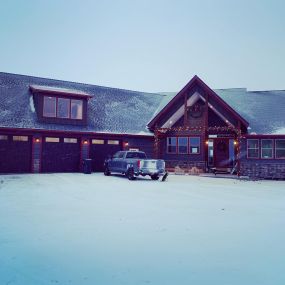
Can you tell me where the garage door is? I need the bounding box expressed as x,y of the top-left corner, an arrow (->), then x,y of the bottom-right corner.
90,139 -> 122,172
0,135 -> 32,173
42,137 -> 80,173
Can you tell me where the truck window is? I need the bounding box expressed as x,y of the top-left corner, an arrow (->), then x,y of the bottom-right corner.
118,152 -> 125,159
126,152 -> 146,159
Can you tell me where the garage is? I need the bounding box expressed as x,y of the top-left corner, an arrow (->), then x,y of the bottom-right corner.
0,135 -> 32,173
42,137 -> 81,173
90,139 -> 122,172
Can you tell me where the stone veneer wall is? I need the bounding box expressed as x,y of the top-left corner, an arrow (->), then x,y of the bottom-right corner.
240,161 -> 285,179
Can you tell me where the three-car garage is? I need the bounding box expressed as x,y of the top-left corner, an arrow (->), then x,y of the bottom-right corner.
0,133 -> 123,173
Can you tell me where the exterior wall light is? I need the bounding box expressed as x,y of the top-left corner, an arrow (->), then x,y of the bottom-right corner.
83,139 -> 89,145
124,142 -> 129,147
35,138 -> 40,143
205,140 -> 209,145
234,141 -> 238,145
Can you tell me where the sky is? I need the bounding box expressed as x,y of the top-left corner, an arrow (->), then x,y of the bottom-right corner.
0,0 -> 284,92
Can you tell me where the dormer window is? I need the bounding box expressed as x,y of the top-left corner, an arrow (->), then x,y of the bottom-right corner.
43,96 -> 83,120
30,85 -> 92,125
43,97 -> 56,117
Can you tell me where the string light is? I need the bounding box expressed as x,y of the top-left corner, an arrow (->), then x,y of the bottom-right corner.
154,125 -> 243,176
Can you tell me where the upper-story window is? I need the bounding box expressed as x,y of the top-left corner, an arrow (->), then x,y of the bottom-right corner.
43,96 -> 83,120
43,97 -> 56,117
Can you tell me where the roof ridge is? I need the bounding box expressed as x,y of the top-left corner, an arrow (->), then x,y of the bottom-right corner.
0,71 -> 163,97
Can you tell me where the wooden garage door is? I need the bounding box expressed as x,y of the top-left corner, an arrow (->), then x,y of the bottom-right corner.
42,137 -> 80,173
0,135 -> 32,173
90,139 -> 122,172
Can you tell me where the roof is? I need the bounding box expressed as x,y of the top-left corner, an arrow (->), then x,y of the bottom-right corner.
157,88 -> 285,135
0,72 -> 163,136
30,84 -> 92,98
0,72 -> 284,135
147,75 -> 249,130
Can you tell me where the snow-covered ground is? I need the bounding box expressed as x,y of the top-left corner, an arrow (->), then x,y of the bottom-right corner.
0,174 -> 285,285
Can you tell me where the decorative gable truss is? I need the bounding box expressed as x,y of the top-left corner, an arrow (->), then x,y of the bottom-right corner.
147,75 -> 249,133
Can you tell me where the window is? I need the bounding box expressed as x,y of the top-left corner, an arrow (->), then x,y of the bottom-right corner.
64,138 -> 77,143
189,137 -> 200,154
261,139 -> 273,159
92,139 -> 104,144
13,136 -> 28,142
178,137 -> 188,154
57,98 -> 70,118
45,137 -> 60,143
113,151 -> 122,158
108,140 -> 119,145
43,97 -> 56,117
276,139 -> 285,159
43,96 -> 83,120
167,137 -> 177,153
247,139 -> 259,158
126,152 -> 147,159
71,99 -> 83,119
0,135 -> 8,141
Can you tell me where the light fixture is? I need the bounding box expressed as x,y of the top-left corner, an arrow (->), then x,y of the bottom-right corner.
234,141 -> 238,145
83,139 -> 88,145
205,140 -> 209,145
35,138 -> 40,143
124,142 -> 129,147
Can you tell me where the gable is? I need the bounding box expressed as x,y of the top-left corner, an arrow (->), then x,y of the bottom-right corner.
147,75 -> 249,132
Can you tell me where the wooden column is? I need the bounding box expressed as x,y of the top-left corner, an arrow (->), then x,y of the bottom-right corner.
80,138 -> 90,171
204,93 -> 209,170
183,92 -> 188,126
32,135 -> 42,173
237,121 -> 241,177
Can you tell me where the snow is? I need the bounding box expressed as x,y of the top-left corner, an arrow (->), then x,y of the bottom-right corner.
29,96 -> 35,113
273,127 -> 285,135
0,174 -> 285,285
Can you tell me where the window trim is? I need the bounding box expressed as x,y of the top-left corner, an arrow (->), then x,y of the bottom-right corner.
166,137 -> 177,154
43,95 -> 83,121
0,135 -> 8,141
45,137 -> 60,143
92,139 -> 104,145
189,136 -> 201,155
43,96 -> 56,118
247,139 -> 259,159
275,139 -> 285,160
13,136 -> 29,142
261,139 -> 273,159
178,137 -> 188,154
63,138 -> 78,144
108,140 -> 120,145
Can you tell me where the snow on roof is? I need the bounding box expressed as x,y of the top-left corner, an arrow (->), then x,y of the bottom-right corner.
157,89 -> 285,135
0,72 -> 162,135
0,72 -> 285,135
30,84 -> 92,97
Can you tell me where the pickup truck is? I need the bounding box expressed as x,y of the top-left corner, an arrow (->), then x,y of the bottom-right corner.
104,151 -> 168,181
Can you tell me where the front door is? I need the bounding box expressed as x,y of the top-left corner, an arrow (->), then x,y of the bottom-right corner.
214,138 -> 230,168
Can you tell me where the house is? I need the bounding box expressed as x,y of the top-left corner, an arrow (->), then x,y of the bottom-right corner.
0,72 -> 285,179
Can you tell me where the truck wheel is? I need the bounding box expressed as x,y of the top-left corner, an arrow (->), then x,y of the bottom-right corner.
104,167 -> 111,176
127,168 -> 136,180
151,175 -> 159,180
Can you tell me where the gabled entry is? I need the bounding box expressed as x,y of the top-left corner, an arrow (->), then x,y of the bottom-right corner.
148,75 -> 249,173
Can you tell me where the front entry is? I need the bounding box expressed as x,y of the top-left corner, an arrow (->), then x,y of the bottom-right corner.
214,138 -> 230,168
208,138 -> 235,169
